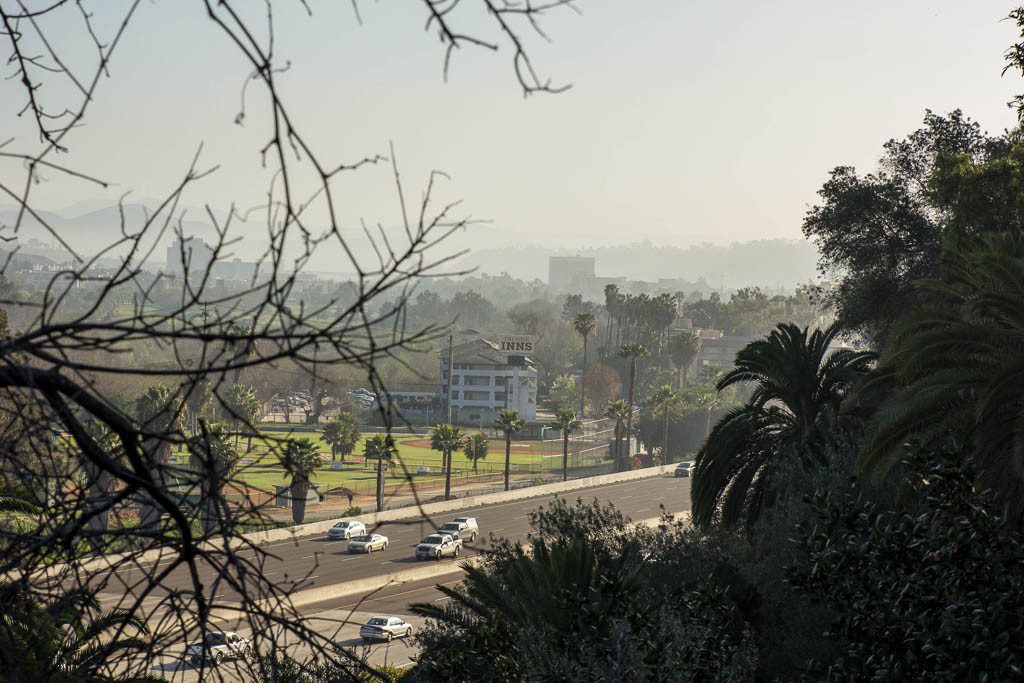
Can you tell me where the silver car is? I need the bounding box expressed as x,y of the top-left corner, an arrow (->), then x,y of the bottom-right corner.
416,533 -> 462,560
185,631 -> 252,667
360,615 -> 414,642
328,520 -> 366,540
348,533 -> 389,553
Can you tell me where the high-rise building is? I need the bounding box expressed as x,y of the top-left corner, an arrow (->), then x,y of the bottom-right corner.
548,256 -> 595,293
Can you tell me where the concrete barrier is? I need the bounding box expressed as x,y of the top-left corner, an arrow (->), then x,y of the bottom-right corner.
34,463 -> 679,579
280,511 -> 691,610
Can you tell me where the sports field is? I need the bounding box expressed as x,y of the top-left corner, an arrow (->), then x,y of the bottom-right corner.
175,427 -> 568,493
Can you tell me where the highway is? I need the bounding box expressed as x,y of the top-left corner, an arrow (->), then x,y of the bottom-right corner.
96,473 -> 691,608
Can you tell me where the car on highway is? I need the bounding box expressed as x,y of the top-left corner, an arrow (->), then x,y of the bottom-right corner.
348,533 -> 389,553
328,519 -> 366,540
439,519 -> 478,543
416,533 -> 462,560
674,461 -> 694,478
360,616 -> 414,642
185,631 -> 252,667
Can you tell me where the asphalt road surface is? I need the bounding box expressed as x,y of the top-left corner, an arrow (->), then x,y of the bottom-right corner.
96,473 -> 691,608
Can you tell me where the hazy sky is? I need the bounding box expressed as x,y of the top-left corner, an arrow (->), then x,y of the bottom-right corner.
2,1 -> 1022,253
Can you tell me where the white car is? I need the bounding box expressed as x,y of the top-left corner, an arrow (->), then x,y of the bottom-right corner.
328,520 -> 366,540
185,631 -> 252,667
438,519 -> 478,543
674,461 -> 694,478
416,533 -> 462,560
348,533 -> 389,553
360,616 -> 414,642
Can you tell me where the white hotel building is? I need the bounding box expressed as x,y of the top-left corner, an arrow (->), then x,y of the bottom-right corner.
438,332 -> 538,425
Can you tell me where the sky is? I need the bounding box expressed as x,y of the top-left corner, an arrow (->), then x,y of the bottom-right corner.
2,1 -> 1022,259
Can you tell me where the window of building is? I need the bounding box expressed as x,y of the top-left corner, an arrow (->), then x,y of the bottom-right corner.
464,391 -> 490,401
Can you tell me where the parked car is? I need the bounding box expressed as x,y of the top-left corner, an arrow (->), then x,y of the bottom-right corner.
439,519 -> 478,543
328,520 -> 366,540
185,631 -> 252,667
360,616 -> 414,642
348,533 -> 389,553
674,461 -> 694,478
416,533 -> 462,560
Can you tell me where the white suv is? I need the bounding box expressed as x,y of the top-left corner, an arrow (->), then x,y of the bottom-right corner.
328,520 -> 366,540
439,519 -> 479,543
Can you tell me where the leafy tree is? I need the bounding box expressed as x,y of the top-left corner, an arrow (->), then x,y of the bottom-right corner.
187,424 -> 237,536
572,312 -> 597,416
618,344 -> 647,470
0,587 -> 150,681
582,362 -> 620,411
134,384 -> 185,531
494,409 -> 525,492
321,412 -> 360,462
547,373 -> 581,413
551,409 -> 581,481
693,323 -> 874,528
363,433 -> 398,512
667,331 -> 701,389
603,399 -> 630,472
462,431 -> 489,474
280,438 -> 322,525
801,110 -> 999,346
861,228 -> 1024,523
791,445 -> 1024,680
430,424 -> 463,500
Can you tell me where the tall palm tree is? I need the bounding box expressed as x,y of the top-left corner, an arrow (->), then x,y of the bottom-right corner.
363,433 -> 398,512
552,409 -> 582,481
696,391 -> 722,440
0,587 -> 151,681
573,312 -> 597,417
463,432 -> 489,474
134,384 -> 185,531
618,343 -> 647,469
431,424 -> 464,500
494,409 -> 525,491
604,399 -> 631,472
188,423 -> 237,535
860,229 -> 1024,523
225,383 -> 259,449
667,331 -> 702,389
280,438 -> 322,525
692,322 -> 874,529
644,386 -> 680,466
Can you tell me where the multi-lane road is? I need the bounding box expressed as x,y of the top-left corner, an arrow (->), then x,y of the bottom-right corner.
98,474 -> 690,608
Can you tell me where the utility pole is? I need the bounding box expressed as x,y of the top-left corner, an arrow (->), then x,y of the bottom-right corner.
445,334 -> 454,425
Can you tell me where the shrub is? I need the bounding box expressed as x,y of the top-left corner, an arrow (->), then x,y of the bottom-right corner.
790,445 -> 1024,680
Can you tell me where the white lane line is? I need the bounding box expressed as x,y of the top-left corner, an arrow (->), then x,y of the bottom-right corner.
264,572 -> 278,576
433,596 -> 451,602
513,515 -> 528,519
636,508 -> 653,513
651,496 -> 665,500
491,528 -> 505,532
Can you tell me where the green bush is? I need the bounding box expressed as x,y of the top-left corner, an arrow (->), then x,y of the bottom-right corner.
790,445 -> 1024,680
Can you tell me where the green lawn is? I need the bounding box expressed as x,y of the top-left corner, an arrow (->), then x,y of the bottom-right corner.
173,427 -> 565,493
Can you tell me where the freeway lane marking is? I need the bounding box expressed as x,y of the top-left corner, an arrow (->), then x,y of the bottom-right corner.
636,508 -> 652,513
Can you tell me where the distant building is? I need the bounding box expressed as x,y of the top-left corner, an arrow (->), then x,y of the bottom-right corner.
438,332 -> 538,425
165,237 -> 214,277
548,256 -> 596,294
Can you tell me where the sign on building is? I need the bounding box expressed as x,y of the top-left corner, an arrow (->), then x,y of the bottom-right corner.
498,334 -> 534,354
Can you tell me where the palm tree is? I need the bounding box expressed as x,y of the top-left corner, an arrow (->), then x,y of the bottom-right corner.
696,391 -> 722,441
225,383 -> 259,449
692,322 -> 874,529
604,399 -> 631,472
322,412 -> 360,462
134,384 -> 185,531
667,331 -> 702,389
188,424 -> 237,535
618,343 -> 647,469
280,438 -> 322,525
573,312 -> 597,417
860,229 -> 1024,523
363,433 -> 398,512
644,386 -> 680,466
431,424 -> 464,500
494,409 -> 525,491
0,587 -> 151,681
551,409 -> 582,481
463,432 -> 489,474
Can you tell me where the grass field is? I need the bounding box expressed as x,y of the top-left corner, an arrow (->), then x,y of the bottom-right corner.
170,426 -> 567,493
